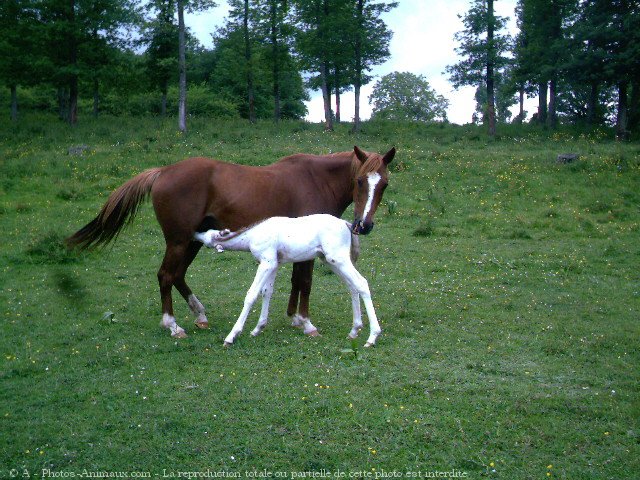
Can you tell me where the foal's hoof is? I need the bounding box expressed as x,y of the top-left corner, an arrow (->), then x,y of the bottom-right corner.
195,320 -> 209,330
223,341 -> 233,347
172,330 -> 188,339
307,329 -> 321,337
364,342 -> 375,348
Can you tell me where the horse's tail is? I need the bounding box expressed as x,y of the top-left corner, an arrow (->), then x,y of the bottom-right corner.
66,168 -> 163,250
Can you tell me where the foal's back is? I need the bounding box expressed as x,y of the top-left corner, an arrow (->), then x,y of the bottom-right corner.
251,214 -> 352,264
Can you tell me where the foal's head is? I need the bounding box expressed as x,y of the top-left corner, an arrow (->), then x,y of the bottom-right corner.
351,146 -> 396,235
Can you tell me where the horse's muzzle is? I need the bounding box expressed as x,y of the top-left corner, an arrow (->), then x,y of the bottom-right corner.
351,220 -> 374,235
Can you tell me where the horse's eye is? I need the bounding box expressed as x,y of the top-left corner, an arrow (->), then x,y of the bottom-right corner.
357,178 -> 364,187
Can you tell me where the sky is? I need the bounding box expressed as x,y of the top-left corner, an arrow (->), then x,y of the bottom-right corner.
185,0 -> 535,125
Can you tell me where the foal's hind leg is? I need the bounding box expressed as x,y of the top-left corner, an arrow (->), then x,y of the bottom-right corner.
158,242 -> 189,338
173,240 -> 209,329
225,261 -> 277,345
250,268 -> 278,337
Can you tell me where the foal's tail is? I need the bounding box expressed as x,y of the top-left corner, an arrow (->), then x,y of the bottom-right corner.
66,168 -> 163,250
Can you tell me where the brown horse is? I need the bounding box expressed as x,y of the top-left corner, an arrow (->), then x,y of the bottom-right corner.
67,146 -> 395,338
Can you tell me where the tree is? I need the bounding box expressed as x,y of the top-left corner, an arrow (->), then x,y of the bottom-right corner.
37,0 -> 139,124
225,0 -> 258,123
351,0 -> 396,131
253,0 -> 297,122
141,0 -> 179,116
143,0 -> 214,131
369,72 -> 449,122
295,0 -> 333,130
209,12 -> 308,120
0,0 -> 39,121
446,0 -> 511,135
178,0 -> 216,132
512,0 -> 574,128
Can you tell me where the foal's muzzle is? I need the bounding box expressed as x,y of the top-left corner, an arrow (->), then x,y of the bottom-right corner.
351,220 -> 374,235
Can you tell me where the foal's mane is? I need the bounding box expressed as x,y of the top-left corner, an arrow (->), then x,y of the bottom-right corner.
212,218 -> 268,242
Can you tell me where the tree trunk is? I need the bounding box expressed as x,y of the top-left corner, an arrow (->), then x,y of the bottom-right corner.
516,86 -> 524,124
69,75 -> 78,125
320,62 -> 333,131
177,0 -> 187,133
352,0 -> 363,133
587,82 -> 599,126
537,81 -> 548,125
58,87 -> 68,121
93,78 -> 99,117
486,0 -> 496,137
244,0 -> 256,123
547,76 -> 557,128
628,78 -> 639,134
161,82 -> 168,117
270,1 -> 281,122
68,0 -> 78,125
10,85 -> 18,121
334,68 -> 341,123
616,82 -> 629,141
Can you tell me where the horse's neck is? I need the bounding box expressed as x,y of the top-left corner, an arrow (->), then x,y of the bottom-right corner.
318,154 -> 357,213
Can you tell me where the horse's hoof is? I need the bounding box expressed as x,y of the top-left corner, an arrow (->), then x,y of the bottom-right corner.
223,341 -> 233,347
364,342 -> 374,348
195,321 -> 209,330
172,331 -> 188,339
307,329 -> 321,337
348,334 -> 358,340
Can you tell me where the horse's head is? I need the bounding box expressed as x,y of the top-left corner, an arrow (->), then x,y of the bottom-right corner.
351,146 -> 395,235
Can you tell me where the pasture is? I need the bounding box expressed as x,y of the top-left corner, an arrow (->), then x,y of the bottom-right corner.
1,116 -> 638,478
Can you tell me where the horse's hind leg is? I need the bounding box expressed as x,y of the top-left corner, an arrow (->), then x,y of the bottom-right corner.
158,243 -> 188,338
288,261 -> 319,336
173,240 -> 209,329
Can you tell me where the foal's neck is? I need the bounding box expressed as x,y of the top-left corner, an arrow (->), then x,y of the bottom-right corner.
216,230 -> 252,251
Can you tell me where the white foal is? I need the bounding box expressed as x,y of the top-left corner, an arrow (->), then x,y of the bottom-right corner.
194,214 -> 382,347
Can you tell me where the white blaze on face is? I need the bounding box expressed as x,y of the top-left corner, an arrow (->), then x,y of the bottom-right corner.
362,172 -> 382,221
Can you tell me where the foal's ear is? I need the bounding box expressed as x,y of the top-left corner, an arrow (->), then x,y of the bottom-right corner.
354,146 -> 368,163
383,147 -> 396,165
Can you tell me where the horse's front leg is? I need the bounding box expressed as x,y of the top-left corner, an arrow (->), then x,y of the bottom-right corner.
288,260 -> 319,336
224,261 -> 276,346
250,268 -> 278,337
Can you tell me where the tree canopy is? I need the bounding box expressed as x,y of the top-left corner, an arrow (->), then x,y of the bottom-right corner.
369,72 -> 449,122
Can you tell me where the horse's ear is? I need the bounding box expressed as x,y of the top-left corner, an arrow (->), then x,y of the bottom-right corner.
354,146 -> 368,163
383,147 -> 396,165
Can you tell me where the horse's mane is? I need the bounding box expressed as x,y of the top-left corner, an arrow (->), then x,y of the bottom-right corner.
351,150 -> 385,179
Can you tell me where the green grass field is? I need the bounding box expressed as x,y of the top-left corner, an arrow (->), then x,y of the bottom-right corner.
1,116 -> 638,478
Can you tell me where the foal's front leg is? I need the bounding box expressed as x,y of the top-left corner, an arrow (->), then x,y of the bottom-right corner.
332,260 -> 381,347
224,261 -> 277,346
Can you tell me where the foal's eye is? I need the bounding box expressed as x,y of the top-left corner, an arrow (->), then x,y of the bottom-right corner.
357,178 -> 364,187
